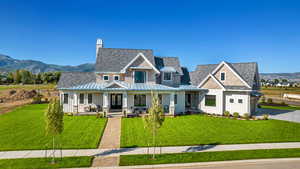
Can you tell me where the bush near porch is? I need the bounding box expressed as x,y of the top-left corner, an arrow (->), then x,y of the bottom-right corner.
121,115 -> 300,147
0,104 -> 107,151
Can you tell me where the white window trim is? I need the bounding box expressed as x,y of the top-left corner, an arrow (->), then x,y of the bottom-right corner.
121,53 -> 160,74
103,75 -> 109,81
113,75 -> 120,81
133,71 -> 147,83
220,72 -> 226,81
163,72 -> 172,81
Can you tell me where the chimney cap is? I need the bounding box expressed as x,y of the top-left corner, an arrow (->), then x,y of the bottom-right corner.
96,38 -> 103,45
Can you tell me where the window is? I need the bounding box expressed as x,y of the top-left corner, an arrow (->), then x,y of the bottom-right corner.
114,75 -> 120,81
205,95 -> 216,107
230,98 -> 234,103
238,99 -> 243,103
79,93 -> 84,104
174,94 -> 177,104
163,72 -> 172,81
103,75 -> 109,81
221,72 -> 226,81
158,94 -> 162,104
134,71 -> 146,83
88,93 -> 93,104
63,94 -> 68,104
134,95 -> 146,107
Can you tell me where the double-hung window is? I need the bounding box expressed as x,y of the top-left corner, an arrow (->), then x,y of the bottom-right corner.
134,71 -> 146,83
79,93 -> 84,104
63,94 -> 68,104
134,95 -> 146,107
88,93 -> 93,104
163,72 -> 172,81
205,95 -> 216,107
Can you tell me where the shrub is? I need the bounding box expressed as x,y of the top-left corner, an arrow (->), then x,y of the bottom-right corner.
257,104 -> 261,108
32,95 -> 42,104
263,114 -> 269,120
267,98 -> 273,104
233,112 -> 239,119
261,96 -> 266,103
224,111 -> 230,117
243,113 -> 250,120
280,101 -> 287,106
96,112 -> 104,118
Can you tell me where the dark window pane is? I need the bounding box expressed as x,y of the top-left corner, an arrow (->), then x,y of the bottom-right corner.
134,71 -> 145,83
88,94 -> 93,104
63,94 -> 68,104
238,99 -> 243,103
205,95 -> 216,107
79,93 -> 84,104
230,98 -> 234,103
174,94 -> 177,104
164,72 -> 171,80
114,76 -> 119,80
134,95 -> 146,106
221,73 -> 225,81
103,75 -> 109,81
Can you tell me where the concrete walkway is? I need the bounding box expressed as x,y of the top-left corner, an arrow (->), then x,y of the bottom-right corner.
257,108 -> 300,123
93,117 -> 122,167
1,142 -> 300,159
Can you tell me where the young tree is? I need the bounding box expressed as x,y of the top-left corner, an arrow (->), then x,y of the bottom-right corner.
45,98 -> 64,164
142,93 -> 165,159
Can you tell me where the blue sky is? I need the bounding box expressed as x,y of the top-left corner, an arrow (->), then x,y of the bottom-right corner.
0,0 -> 300,73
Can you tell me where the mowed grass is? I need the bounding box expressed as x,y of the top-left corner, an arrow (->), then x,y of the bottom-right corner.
0,104 -> 107,151
121,115 -> 300,147
0,156 -> 92,169
261,105 -> 300,110
120,148 -> 300,166
0,84 -> 56,91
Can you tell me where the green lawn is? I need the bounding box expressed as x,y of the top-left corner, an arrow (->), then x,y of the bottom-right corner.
0,104 -> 107,151
261,105 -> 300,110
121,115 -> 300,147
0,156 -> 92,169
0,84 -> 55,91
120,148 -> 300,166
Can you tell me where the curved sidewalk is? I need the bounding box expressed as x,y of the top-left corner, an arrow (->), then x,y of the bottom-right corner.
1,142 -> 300,159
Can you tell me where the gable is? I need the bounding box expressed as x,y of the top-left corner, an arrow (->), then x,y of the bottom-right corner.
201,76 -> 223,89
213,64 -> 246,87
129,55 -> 152,68
106,84 -> 124,88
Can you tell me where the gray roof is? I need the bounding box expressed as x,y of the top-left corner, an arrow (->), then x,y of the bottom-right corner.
190,62 -> 259,90
95,48 -> 154,72
57,72 -> 96,88
154,56 -> 183,74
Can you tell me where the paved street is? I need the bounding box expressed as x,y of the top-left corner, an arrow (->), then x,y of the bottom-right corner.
63,158 -> 300,169
1,142 -> 300,159
257,108 -> 300,123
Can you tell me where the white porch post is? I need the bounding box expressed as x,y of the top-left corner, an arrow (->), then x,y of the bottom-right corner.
122,92 -> 128,114
169,92 -> 175,115
73,93 -> 78,113
103,92 -> 109,116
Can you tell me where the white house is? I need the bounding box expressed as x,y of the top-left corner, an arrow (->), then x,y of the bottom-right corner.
57,39 -> 261,117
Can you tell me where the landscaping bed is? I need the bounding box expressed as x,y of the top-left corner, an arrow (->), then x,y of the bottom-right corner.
0,156 -> 92,169
121,115 -> 300,147
0,104 -> 107,151
120,148 -> 300,166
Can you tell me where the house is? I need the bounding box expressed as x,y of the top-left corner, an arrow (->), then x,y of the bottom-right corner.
57,39 -> 261,117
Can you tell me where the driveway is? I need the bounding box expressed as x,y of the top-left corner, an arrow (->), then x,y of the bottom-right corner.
257,108 -> 300,123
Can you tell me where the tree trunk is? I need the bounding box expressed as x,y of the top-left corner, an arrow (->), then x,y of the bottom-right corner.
152,126 -> 155,159
51,136 -> 55,164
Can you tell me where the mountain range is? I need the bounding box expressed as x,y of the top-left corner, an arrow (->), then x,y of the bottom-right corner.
0,54 -> 299,82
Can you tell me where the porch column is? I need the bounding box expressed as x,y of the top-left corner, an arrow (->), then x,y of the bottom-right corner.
169,92 -> 175,115
122,92 -> 128,114
103,92 -> 109,115
73,93 -> 78,113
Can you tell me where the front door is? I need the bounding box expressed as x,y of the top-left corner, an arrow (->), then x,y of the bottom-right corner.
110,94 -> 122,109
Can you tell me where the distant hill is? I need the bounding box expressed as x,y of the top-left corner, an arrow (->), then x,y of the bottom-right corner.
260,72 -> 300,82
0,54 -> 95,73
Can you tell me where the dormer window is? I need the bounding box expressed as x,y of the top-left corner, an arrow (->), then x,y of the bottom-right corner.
114,75 -> 120,81
221,72 -> 226,81
163,72 -> 172,81
103,75 -> 109,81
134,71 -> 146,83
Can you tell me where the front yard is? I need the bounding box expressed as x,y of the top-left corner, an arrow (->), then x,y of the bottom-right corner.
0,104 -> 107,151
121,115 -> 300,147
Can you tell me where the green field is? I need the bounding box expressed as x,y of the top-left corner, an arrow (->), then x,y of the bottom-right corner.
0,157 -> 92,169
0,84 -> 56,91
0,104 -> 107,151
120,148 -> 300,166
121,115 -> 300,147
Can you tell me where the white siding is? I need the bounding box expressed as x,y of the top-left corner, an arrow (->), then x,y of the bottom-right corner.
224,91 -> 250,116
175,92 -> 185,113
200,89 -> 224,115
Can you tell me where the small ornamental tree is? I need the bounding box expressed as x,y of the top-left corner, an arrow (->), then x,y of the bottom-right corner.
45,98 -> 64,164
143,93 -> 165,159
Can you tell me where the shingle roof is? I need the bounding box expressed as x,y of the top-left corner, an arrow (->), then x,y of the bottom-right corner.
154,56 -> 183,75
190,62 -> 259,90
57,72 -> 96,88
95,48 -> 154,72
